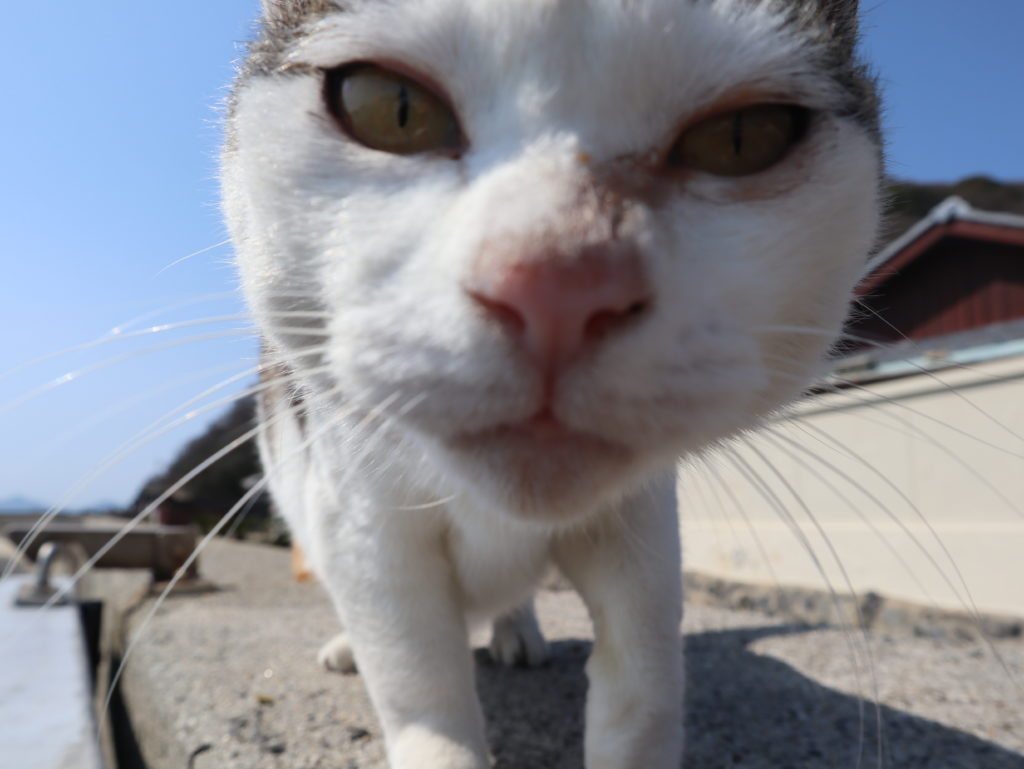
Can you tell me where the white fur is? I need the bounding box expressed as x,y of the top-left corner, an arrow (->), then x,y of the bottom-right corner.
225,0 -> 881,766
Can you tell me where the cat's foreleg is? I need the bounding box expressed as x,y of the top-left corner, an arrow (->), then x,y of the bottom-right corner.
488,597 -> 550,668
318,597 -> 552,674
553,473 -> 684,769
317,631 -> 356,673
321,512 -> 490,769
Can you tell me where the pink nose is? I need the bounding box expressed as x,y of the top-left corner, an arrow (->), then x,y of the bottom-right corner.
466,250 -> 651,372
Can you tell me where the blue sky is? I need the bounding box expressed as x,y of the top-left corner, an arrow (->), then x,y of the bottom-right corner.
1,0 -> 1023,509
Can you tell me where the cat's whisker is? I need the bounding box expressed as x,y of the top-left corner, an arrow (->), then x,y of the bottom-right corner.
759,349 -> 1024,464
688,446 -> 889,767
26,360 -> 252,473
755,324 -> 848,339
761,322 -> 1023,399
755,324 -> 879,345
778,382 -> 1019,532
760,370 -> 823,391
394,494 -> 459,512
1,356 -> 337,582
0,363 -> 258,581
718,442 -> 864,635
679,455 -> 732,554
223,484 -> 270,540
0,329 -> 258,417
741,439 -> 880,649
257,324 -> 333,337
342,395 -> 426,489
109,292 -> 243,335
608,483 -> 675,573
1,315 -> 257,385
99,404 -> 362,730
0,323 -> 338,420
756,426 -> 941,604
716,442 -> 878,765
756,325 -> 901,359
330,396 -> 432,513
35,374 -> 345,607
686,452 -> 752,563
112,386 -> 408,641
767,419 -> 1023,693
152,238 -> 232,277
891,358 -> 1024,450
689,450 -> 783,587
0,310 -> 331,385
803,378 -> 1024,505
774,381 -> 1024,656
773,315 -> 1024,449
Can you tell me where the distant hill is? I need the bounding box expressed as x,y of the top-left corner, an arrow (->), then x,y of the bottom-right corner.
884,176 -> 1024,243
0,495 -> 48,514
134,397 -> 269,535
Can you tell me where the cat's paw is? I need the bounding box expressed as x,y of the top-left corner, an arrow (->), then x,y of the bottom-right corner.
317,632 -> 357,674
488,608 -> 550,668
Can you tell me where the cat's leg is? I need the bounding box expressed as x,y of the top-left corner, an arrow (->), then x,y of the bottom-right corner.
321,513 -> 489,769
552,473 -> 684,769
317,631 -> 356,673
320,589 -> 549,677
488,597 -> 550,668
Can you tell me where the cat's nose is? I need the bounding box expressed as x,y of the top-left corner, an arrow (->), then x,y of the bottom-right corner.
465,251 -> 651,372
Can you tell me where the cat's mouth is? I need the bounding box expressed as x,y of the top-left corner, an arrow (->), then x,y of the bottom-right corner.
455,406 -> 607,449
513,406 -> 573,438
444,406 -> 638,520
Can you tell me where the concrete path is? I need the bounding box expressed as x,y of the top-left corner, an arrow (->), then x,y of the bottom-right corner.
120,539 -> 1024,769
1,577 -> 103,769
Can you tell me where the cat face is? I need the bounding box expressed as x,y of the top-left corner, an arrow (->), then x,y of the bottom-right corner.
224,0 -> 882,521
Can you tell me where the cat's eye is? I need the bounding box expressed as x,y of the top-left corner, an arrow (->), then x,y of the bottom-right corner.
669,105 -> 810,177
325,65 -> 461,156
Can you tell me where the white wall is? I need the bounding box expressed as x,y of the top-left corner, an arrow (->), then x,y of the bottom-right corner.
678,353 -> 1024,617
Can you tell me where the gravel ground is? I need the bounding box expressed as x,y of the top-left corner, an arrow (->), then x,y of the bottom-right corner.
120,539 -> 1024,769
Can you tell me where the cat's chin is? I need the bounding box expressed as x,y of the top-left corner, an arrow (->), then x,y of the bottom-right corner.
443,419 -> 646,523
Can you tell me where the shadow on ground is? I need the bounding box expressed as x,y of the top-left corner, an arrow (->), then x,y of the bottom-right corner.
474,625 -> 1024,769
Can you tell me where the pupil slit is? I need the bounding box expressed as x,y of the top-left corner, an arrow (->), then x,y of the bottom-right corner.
731,111 -> 744,155
396,85 -> 410,128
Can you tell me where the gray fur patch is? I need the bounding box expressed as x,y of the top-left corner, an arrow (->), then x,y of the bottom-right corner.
241,0 -> 346,82
775,0 -> 881,139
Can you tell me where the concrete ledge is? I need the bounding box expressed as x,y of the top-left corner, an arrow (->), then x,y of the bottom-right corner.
3,523 -> 200,581
117,539 -> 1024,768
1,577 -> 103,769
682,572 -> 1024,642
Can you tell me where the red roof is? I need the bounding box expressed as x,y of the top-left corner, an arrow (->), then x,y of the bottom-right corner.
859,197 -> 1024,297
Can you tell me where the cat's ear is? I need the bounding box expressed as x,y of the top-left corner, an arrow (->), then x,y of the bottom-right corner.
806,0 -> 861,58
818,0 -> 860,41
259,0 -> 337,23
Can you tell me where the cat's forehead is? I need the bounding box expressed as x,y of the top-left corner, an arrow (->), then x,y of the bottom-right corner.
262,0 -> 843,70
257,0 -> 857,33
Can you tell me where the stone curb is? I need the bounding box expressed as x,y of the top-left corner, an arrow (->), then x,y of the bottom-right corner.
681,571 -> 1024,642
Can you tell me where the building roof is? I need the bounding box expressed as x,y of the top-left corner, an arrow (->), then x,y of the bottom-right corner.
831,197 -> 1024,385
860,196 -> 1024,297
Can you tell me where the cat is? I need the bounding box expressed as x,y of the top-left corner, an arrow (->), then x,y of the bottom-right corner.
222,0 -> 882,767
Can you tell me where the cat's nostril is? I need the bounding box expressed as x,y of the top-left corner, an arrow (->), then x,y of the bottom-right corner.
583,299 -> 651,343
466,291 -> 527,337
465,253 -> 651,370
